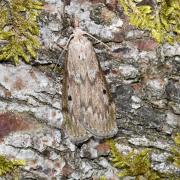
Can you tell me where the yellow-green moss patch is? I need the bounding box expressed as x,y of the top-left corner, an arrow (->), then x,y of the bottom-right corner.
0,155 -> 25,178
119,0 -> 180,44
169,133 -> 180,168
99,176 -> 107,180
0,0 -> 43,64
108,140 -> 160,179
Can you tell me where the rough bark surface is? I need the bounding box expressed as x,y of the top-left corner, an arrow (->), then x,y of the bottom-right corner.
0,0 -> 179,179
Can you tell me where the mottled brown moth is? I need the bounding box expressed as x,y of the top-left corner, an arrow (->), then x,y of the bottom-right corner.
62,28 -> 118,143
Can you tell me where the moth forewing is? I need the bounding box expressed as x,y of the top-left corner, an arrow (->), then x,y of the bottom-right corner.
62,51 -> 91,143
62,29 -> 118,143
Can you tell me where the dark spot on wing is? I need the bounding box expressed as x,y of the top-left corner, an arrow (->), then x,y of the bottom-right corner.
68,95 -> 72,101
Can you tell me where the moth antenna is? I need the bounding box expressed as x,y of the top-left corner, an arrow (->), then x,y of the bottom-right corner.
53,34 -> 74,71
84,32 -> 111,50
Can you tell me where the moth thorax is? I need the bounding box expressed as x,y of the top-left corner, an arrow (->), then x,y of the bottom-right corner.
73,28 -> 86,38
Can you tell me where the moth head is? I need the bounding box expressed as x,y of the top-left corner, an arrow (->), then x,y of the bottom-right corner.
73,28 -> 86,38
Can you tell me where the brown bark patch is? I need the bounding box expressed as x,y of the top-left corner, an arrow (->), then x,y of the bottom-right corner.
0,112 -> 34,140
105,0 -> 118,11
89,0 -> 105,3
131,83 -> 143,92
4,90 -> 12,98
62,164 -> 73,177
96,142 -> 110,155
135,39 -> 158,51
112,31 -> 125,42
13,77 -> 26,90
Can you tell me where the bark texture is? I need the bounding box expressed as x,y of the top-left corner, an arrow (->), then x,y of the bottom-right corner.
0,0 -> 179,179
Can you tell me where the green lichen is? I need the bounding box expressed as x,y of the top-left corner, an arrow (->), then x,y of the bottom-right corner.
169,133 -> 180,168
0,0 -> 43,64
119,0 -> 180,44
108,140 -> 160,179
0,155 -> 25,178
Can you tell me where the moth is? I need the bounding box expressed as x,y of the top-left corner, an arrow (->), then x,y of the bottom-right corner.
62,28 -> 118,143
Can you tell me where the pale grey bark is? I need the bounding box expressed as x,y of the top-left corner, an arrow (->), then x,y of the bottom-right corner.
0,0 -> 179,179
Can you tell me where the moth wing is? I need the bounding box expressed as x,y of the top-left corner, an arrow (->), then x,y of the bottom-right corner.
70,35 -> 118,138
62,57 -> 91,144
64,33 -> 117,143
80,46 -> 118,138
